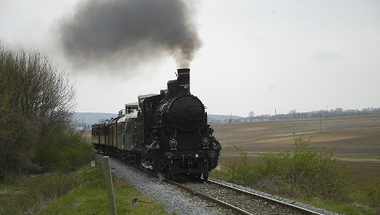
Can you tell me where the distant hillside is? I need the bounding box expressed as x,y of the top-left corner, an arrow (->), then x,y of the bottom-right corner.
74,112 -> 118,126
73,112 -> 241,126
74,107 -> 380,127
208,114 -> 243,122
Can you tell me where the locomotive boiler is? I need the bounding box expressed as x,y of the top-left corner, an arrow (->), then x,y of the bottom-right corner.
92,68 -> 221,180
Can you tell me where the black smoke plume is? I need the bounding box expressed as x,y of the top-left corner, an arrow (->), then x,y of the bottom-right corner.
58,0 -> 202,74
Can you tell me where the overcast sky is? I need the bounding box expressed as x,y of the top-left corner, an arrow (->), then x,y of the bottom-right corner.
1,0 -> 379,116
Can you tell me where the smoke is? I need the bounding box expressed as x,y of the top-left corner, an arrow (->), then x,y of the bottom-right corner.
58,0 -> 202,74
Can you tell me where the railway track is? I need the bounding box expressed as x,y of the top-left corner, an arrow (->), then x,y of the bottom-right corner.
136,165 -> 328,215
104,154 -> 336,214
178,178 -> 325,215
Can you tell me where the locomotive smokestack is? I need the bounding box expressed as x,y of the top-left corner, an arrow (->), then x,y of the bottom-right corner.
167,68 -> 190,98
177,68 -> 190,95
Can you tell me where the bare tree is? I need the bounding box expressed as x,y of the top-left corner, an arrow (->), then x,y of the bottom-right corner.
0,42 -> 76,179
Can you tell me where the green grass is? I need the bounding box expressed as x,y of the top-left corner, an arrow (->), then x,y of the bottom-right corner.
0,171 -> 82,214
210,133 -> 380,215
37,165 -> 168,215
210,167 -> 380,215
0,164 -> 169,215
289,197 -> 375,215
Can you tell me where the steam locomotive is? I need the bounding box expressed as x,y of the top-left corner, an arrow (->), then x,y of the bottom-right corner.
91,68 -> 221,180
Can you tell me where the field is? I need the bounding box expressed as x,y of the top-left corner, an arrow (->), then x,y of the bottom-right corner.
211,115 -> 380,184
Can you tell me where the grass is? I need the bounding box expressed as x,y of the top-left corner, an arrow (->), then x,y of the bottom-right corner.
38,164 -> 169,215
0,164 -> 169,215
2,115 -> 379,214
0,171 -> 82,214
210,116 -> 380,214
209,133 -> 380,215
210,166 -> 380,215
289,197 -> 375,215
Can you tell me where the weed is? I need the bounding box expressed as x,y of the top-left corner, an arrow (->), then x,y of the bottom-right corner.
1,164 -> 169,215
210,133 -> 380,214
227,145 -> 254,186
361,172 -> 380,213
253,133 -> 350,200
37,165 -> 168,215
0,170 -> 82,214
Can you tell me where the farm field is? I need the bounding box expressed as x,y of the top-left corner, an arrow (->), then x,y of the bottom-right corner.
211,115 -> 380,184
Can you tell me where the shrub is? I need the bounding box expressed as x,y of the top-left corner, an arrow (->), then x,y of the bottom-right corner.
253,133 -> 350,200
0,41 -> 76,179
34,130 -> 94,172
362,172 -> 380,211
227,145 -> 254,186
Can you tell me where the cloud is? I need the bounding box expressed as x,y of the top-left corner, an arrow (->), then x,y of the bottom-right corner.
307,49 -> 341,61
267,84 -> 276,91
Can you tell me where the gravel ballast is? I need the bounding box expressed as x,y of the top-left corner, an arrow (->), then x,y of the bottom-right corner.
95,154 -> 223,215
95,154 -> 340,215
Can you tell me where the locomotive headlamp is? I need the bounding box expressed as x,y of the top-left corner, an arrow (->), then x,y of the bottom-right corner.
169,139 -> 177,148
183,84 -> 189,89
202,138 -> 210,146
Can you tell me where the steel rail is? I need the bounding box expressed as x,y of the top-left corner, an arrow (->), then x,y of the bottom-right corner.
129,164 -> 254,214
169,179 -> 254,215
208,178 -> 325,215
120,156 -> 326,215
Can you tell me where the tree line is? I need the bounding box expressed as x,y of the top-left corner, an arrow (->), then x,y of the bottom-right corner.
0,42 -> 93,181
286,107 -> 380,119
263,107 -> 380,121
210,107 -> 380,123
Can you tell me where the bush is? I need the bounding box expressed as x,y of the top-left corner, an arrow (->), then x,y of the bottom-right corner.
0,165 -> 97,215
34,130 -> 94,172
361,172 -> 380,211
0,41 -> 81,179
227,145 -> 254,186
253,133 -> 350,200
210,134 -> 379,213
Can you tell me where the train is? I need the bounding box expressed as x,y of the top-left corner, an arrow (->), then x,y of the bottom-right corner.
91,68 -> 221,180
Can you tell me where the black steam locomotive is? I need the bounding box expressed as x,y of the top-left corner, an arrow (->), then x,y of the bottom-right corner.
92,68 -> 221,180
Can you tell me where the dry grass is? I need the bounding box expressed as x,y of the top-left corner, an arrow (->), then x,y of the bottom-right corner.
81,131 -> 92,142
211,115 -> 380,184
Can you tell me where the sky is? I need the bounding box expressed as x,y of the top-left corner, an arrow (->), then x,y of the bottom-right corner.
1,0 -> 379,117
